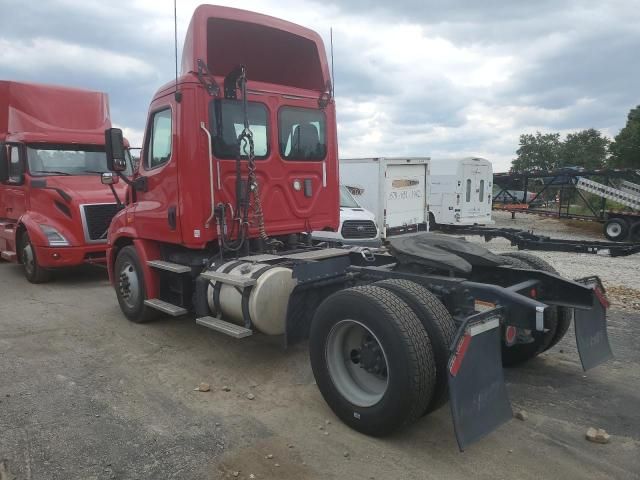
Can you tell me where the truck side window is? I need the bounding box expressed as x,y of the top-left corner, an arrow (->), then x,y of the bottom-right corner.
147,108 -> 172,168
210,99 -> 269,159
8,146 -> 23,184
466,179 -> 471,202
479,179 -> 485,202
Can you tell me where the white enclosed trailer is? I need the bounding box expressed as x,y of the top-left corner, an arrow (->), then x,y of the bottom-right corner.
340,157 -> 430,237
429,157 -> 494,227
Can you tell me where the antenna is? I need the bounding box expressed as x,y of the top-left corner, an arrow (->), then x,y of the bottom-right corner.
173,0 -> 182,102
330,27 -> 335,98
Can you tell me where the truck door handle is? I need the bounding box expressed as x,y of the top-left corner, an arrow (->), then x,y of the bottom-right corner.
168,206 -> 177,230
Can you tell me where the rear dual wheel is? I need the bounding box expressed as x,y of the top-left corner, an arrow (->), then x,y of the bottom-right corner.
499,252 -> 572,366
310,282 -> 454,436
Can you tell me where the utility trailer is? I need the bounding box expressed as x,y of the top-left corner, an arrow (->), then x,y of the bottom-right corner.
340,157 -> 430,237
493,167 -> 640,242
100,5 -> 614,450
429,157 -> 494,227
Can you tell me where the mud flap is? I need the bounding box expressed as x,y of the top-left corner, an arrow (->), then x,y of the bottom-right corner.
447,310 -> 512,451
574,300 -> 613,371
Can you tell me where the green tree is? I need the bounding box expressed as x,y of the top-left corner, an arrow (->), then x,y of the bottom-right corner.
560,128 -> 610,170
609,106 -> 640,169
511,132 -> 562,172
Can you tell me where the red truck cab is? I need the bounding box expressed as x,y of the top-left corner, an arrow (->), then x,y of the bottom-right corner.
105,5 -> 339,305
0,81 -> 130,282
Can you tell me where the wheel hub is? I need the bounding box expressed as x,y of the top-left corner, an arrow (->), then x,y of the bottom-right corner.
356,337 -> 388,377
118,263 -> 139,307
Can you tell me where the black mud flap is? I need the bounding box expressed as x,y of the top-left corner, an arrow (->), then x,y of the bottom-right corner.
575,300 -> 613,371
574,277 -> 614,371
448,310 -> 512,451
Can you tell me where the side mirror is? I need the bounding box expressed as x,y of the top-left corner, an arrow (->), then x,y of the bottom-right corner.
0,145 -> 8,182
101,172 -> 120,185
105,128 -> 127,172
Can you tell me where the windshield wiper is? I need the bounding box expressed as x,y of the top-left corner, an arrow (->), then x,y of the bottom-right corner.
81,170 -> 107,175
31,170 -> 72,176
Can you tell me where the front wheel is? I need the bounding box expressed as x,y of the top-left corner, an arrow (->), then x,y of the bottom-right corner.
309,285 -> 436,437
114,245 -> 156,323
20,233 -> 52,283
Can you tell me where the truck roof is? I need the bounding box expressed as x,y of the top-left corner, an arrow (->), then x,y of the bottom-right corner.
0,80 -> 111,143
179,5 -> 331,93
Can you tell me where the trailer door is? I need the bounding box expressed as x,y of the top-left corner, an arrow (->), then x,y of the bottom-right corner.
384,163 -> 427,232
461,162 -> 487,217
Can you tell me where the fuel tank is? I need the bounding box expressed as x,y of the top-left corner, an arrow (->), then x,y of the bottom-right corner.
206,261 -> 297,335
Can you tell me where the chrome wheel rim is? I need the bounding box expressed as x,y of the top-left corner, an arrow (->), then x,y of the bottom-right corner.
22,242 -> 35,276
118,262 -> 140,309
325,319 -> 389,407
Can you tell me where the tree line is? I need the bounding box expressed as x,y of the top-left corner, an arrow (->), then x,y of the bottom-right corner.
511,106 -> 640,172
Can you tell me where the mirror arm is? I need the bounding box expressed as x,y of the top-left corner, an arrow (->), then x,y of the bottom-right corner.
109,183 -> 124,209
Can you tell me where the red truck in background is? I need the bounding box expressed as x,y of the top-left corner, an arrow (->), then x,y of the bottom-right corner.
0,81 -> 130,282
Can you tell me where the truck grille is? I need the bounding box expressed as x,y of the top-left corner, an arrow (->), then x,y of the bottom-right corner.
81,203 -> 119,243
341,220 -> 377,239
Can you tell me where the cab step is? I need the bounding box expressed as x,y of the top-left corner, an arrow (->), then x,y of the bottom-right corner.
144,298 -> 188,316
147,260 -> 191,274
199,271 -> 257,288
196,316 -> 253,338
1,251 -> 17,261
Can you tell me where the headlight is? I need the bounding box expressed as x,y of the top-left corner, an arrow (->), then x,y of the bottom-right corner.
38,224 -> 70,246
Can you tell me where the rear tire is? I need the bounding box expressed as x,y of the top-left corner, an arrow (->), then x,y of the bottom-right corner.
114,246 -> 157,323
373,279 -> 456,413
309,285 -> 436,436
501,251 -> 572,352
629,221 -> 640,243
603,218 -> 629,241
499,253 -> 557,366
20,232 -> 52,284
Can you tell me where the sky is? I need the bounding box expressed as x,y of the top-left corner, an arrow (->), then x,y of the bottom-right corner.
1,0 -> 638,171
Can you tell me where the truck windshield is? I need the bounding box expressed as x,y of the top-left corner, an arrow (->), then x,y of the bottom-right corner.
279,107 -> 326,161
340,185 -> 360,208
210,99 -> 269,159
27,144 -> 133,176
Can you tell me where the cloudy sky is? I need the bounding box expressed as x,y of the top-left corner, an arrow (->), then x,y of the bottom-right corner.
1,0 -> 638,170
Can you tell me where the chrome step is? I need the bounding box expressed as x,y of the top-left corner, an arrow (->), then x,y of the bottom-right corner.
200,271 -> 257,288
144,298 -> 188,316
147,260 -> 191,273
0,251 -> 17,261
196,316 -> 252,338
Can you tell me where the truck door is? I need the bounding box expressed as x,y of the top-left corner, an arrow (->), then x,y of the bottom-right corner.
2,145 -> 27,222
384,163 -> 427,232
135,105 -> 182,244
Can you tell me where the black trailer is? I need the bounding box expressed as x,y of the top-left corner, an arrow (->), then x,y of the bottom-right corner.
493,167 -> 640,241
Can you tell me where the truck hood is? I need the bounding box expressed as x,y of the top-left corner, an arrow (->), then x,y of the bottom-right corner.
31,175 -> 126,203
340,207 -> 377,223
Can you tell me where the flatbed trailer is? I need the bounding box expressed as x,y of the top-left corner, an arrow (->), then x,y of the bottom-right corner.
439,225 -> 640,257
99,4 -> 614,451
493,168 -> 640,241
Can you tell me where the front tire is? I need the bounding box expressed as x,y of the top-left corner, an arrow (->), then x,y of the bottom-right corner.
20,232 -> 52,284
309,285 -> 436,436
114,246 -> 156,323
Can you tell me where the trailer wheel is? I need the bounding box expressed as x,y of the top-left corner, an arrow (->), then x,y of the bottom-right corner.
501,252 -> 572,352
603,218 -> 629,241
373,279 -> 455,414
629,221 -> 640,243
309,285 -> 436,436
114,246 -> 156,323
20,232 -> 52,283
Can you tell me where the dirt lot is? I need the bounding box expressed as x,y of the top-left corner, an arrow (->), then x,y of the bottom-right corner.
1,251 -> 639,480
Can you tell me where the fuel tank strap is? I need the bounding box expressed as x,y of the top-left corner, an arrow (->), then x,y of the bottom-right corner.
240,265 -> 279,329
212,261 -> 245,316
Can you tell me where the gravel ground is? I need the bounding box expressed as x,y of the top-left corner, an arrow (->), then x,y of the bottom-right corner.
456,211 -> 640,311
1,261 -> 639,480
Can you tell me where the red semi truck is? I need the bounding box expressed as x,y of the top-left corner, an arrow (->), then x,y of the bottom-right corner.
0,81 -> 130,282
101,5 -> 613,449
